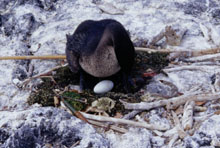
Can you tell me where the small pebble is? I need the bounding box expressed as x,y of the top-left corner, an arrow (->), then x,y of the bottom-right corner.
93,80 -> 114,94
68,85 -> 82,93
12,78 -> 20,85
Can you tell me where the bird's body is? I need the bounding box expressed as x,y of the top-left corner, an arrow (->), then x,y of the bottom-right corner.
66,19 -> 135,91
79,45 -> 120,77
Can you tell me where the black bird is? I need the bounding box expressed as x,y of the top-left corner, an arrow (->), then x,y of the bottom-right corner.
66,19 -> 135,92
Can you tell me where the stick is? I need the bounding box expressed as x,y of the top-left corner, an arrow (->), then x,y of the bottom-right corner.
163,127 -> 178,137
182,101 -> 195,130
172,111 -> 187,139
148,29 -> 165,45
135,47 -> 220,55
87,120 -> 128,134
122,110 -> 142,120
61,99 -> 88,123
163,65 -> 212,73
20,64 -> 68,87
135,47 -> 176,53
0,47 -> 219,60
0,55 -> 66,60
0,48 -> 169,60
121,92 -> 220,110
80,112 -> 169,131
168,134 -> 179,148
185,53 -> 220,62
194,106 -> 207,112
193,113 -> 215,121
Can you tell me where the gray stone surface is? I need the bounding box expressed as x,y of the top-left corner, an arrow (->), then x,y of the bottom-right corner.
185,115 -> 220,148
0,107 -> 110,148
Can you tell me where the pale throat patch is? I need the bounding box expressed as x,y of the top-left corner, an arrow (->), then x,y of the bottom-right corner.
79,46 -> 121,77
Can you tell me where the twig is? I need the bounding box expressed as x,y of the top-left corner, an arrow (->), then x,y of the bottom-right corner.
135,47 -> 220,55
163,66 -> 205,73
163,127 -> 178,137
20,64 -> 67,87
172,111 -> 187,139
87,119 -> 128,134
122,110 -> 142,120
194,106 -> 207,112
185,53 -> 220,62
192,61 -> 220,66
135,47 -> 175,53
71,141 -> 80,147
182,101 -> 195,130
80,112 -> 169,131
0,47 -> 219,60
153,130 -> 164,137
163,65 -> 218,73
121,92 -> 220,110
168,134 -> 179,148
193,113 -> 215,122
0,55 -> 66,60
0,48 -> 168,61
148,29 -> 165,45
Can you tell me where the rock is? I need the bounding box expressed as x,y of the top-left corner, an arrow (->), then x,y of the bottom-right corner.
174,1 -> 208,16
106,128 -> 165,148
0,107 -> 110,148
0,129 -> 9,144
146,77 -> 179,98
184,136 -> 200,148
183,115 -> 220,147
1,12 -> 41,38
93,80 -> 114,94
68,85 -> 82,93
212,8 -> 220,17
142,108 -> 171,130
12,78 -> 20,85
96,2 -> 124,15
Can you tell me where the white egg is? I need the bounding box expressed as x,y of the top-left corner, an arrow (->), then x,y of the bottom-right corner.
93,80 -> 114,94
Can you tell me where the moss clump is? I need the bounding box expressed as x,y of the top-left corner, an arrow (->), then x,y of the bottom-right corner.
145,52 -> 169,71
62,91 -> 81,99
53,66 -> 79,87
133,51 -> 169,74
28,81 -> 55,106
62,91 -> 85,111
27,65 -> 79,107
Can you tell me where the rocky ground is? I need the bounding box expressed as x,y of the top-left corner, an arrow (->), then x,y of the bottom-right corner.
1,0 -> 220,147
